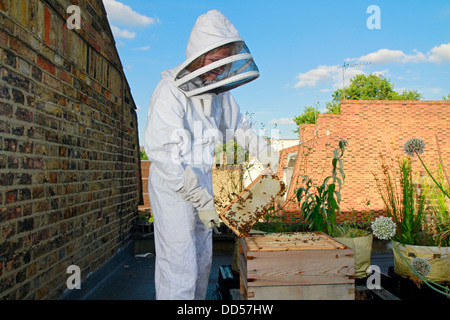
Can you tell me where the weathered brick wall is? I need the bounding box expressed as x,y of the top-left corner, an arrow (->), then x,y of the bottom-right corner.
285,100 -> 450,222
139,160 -> 150,210
0,0 -> 141,299
276,144 -> 299,181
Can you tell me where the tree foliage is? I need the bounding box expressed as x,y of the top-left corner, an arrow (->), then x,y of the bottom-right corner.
332,74 -> 422,102
292,106 -> 320,128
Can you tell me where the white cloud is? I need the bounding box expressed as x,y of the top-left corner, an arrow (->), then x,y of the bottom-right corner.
295,65 -> 365,88
293,43 -> 450,91
425,87 -> 443,95
103,0 -> 156,27
428,43 -> 450,63
269,118 -> 295,125
134,46 -> 151,51
341,67 -> 365,87
294,65 -> 340,88
356,48 -> 427,64
110,25 -> 136,39
372,69 -> 389,77
355,44 -> 450,65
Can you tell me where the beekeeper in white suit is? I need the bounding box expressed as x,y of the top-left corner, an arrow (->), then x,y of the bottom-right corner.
144,10 -> 279,300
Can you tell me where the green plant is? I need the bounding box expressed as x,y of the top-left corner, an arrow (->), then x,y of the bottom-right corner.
400,158 -> 427,244
138,210 -> 153,223
420,164 -> 449,246
403,138 -> 449,198
140,150 -> 149,160
335,202 -> 375,238
215,140 -> 249,166
373,139 -> 450,297
295,139 -> 348,236
374,154 -> 427,245
335,224 -> 370,238
402,138 -> 449,246
253,203 -> 307,233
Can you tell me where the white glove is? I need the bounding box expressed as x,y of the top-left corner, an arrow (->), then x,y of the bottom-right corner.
177,166 -> 215,211
198,210 -> 221,229
258,147 -> 279,174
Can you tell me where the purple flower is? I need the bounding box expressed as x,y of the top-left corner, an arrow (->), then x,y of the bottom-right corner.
403,138 -> 425,157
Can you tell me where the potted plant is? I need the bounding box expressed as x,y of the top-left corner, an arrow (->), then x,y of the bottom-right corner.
295,140 -> 375,279
133,209 -> 155,256
333,207 -> 375,279
136,209 -> 154,234
372,138 -> 449,296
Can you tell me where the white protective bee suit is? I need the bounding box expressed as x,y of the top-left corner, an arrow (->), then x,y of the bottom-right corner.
144,10 -> 279,300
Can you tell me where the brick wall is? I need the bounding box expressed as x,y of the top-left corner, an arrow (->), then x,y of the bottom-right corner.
276,144 -> 299,181
0,0 -> 141,299
284,100 -> 450,222
139,160 -> 150,211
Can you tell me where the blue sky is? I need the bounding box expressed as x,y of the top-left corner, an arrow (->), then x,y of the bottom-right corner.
102,0 -> 450,143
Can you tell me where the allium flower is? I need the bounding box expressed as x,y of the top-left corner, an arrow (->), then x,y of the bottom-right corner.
371,216 -> 396,240
411,257 -> 431,277
403,138 -> 425,157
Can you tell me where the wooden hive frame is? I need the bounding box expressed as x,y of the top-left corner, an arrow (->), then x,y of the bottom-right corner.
219,174 -> 286,237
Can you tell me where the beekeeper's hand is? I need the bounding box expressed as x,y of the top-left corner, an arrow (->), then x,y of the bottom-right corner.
198,210 -> 221,229
178,166 -> 215,210
258,147 -> 279,174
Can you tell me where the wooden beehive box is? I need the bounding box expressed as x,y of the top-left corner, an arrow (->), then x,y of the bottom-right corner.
239,232 -> 355,300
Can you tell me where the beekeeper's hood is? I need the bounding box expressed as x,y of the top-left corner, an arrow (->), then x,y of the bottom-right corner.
173,10 -> 259,97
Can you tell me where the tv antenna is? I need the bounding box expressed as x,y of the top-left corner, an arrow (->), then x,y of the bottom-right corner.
313,97 -> 319,135
341,61 -> 371,98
